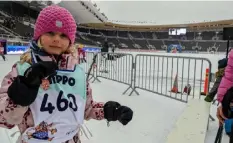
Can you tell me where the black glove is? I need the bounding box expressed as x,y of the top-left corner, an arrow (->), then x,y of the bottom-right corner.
8,76 -> 39,106
104,101 -> 133,125
23,61 -> 58,87
7,61 -> 58,106
218,58 -> 228,69
117,105 -> 133,125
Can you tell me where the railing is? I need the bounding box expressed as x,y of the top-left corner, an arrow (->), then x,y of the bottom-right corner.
0,34 -> 30,42
0,10 -> 36,25
84,52 -> 136,94
82,52 -> 97,82
84,52 -> 212,103
133,54 -> 212,102
0,24 -> 21,37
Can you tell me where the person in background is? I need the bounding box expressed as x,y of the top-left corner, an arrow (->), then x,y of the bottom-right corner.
216,50 -> 233,138
111,44 -> 115,53
102,38 -> 109,53
204,58 -> 228,102
0,42 -> 6,61
77,45 -> 86,63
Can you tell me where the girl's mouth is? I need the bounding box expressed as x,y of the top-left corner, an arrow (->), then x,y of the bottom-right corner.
49,46 -> 60,49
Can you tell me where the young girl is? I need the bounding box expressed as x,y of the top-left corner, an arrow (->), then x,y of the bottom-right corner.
0,5 -> 133,143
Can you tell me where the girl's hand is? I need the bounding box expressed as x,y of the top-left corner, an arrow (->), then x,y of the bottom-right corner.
104,101 -> 133,125
24,61 -> 58,87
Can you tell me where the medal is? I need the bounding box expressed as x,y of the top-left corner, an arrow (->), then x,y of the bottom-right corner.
41,79 -> 50,90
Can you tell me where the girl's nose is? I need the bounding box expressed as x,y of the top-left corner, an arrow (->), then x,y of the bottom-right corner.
52,34 -> 61,43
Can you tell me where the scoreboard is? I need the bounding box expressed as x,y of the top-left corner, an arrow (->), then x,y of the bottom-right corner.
169,28 -> 187,35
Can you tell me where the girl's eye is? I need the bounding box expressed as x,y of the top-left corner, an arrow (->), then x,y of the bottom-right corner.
47,32 -> 55,36
60,34 -> 68,38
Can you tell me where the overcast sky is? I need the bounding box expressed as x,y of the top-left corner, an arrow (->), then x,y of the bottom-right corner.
93,1 -> 233,25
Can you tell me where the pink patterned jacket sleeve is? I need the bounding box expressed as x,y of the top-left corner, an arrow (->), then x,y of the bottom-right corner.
217,50 -> 233,102
84,83 -> 105,120
0,63 -> 28,129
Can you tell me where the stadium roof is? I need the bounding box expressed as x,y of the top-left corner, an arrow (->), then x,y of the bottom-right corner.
58,1 -> 107,24
55,1 -> 233,32
79,20 -> 233,32
94,1 -> 233,25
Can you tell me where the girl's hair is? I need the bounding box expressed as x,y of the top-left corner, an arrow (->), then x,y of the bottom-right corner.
20,44 -> 77,64
20,49 -> 32,64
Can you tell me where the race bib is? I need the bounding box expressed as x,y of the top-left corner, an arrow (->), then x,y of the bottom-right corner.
18,64 -> 86,143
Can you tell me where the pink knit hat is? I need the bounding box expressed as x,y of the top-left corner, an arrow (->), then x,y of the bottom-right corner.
33,5 -> 77,44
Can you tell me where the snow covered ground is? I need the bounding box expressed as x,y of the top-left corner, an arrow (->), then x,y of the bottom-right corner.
0,53 -> 229,143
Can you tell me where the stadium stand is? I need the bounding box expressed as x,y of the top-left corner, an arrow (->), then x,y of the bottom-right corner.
0,1 -> 231,53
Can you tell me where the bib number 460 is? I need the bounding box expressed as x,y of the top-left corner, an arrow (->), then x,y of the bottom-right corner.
40,91 -> 78,114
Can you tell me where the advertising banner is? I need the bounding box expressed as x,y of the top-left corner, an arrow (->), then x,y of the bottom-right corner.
7,45 -> 30,54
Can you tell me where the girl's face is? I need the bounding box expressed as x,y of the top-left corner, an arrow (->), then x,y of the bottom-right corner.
40,32 -> 70,55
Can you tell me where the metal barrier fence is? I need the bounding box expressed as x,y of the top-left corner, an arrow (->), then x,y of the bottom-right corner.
95,52 -> 133,84
83,52 -> 135,94
82,52 -> 96,81
133,54 -> 212,102
83,52 -> 212,103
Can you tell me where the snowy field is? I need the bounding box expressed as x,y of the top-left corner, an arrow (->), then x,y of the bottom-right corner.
0,52 -> 229,143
